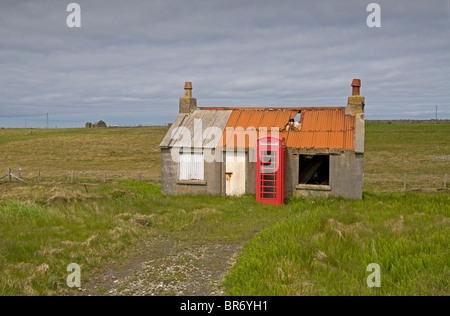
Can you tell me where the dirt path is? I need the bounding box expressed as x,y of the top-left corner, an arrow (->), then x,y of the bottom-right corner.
78,237 -> 241,296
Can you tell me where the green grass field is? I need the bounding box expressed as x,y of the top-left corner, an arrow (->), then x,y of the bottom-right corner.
224,193 -> 449,295
364,123 -> 450,192
0,124 -> 449,296
0,126 -> 166,183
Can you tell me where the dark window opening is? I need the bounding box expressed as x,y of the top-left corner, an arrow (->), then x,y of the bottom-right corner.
299,155 -> 329,185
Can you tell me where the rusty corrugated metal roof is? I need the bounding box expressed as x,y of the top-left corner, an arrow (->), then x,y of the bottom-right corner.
286,107 -> 354,150
160,109 -> 233,148
212,107 -> 354,151
161,106 -> 355,151
217,108 -> 300,148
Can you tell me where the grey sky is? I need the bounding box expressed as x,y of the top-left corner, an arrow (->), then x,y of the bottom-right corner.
0,0 -> 449,128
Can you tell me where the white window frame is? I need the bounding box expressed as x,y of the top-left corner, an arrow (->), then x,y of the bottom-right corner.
178,152 -> 204,181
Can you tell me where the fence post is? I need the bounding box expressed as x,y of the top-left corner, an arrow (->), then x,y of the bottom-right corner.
17,166 -> 21,179
71,171 -> 74,184
445,173 -> 448,189
138,173 -> 141,181
38,170 -> 41,183
403,173 -> 406,191
8,168 -> 11,182
104,172 -> 107,183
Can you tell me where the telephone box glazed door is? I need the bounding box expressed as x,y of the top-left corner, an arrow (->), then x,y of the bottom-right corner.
256,135 -> 286,205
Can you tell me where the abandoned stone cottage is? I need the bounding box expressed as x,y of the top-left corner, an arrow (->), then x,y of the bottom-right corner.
160,80 -> 365,200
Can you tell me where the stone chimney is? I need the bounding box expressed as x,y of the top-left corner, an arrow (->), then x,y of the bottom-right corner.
345,79 -> 365,153
345,79 -> 364,116
179,82 -> 197,114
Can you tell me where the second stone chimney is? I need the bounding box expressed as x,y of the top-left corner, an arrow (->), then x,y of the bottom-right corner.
345,79 -> 365,154
345,79 -> 364,116
179,82 -> 197,114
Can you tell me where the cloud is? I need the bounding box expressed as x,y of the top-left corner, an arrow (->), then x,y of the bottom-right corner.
0,0 -> 449,128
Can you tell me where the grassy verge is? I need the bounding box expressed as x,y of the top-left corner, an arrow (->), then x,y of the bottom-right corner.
1,180 -> 448,295
0,180 -> 297,295
0,182 -> 151,295
223,193 -> 449,295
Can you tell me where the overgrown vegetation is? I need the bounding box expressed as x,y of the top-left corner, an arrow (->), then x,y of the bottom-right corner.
0,181 -> 293,295
224,193 -> 449,295
0,124 -> 449,296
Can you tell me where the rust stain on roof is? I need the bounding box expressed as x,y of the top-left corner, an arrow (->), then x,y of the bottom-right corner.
202,106 -> 354,151
291,108 -> 354,150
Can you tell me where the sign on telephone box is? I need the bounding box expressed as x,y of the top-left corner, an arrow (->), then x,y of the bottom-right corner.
256,135 -> 286,205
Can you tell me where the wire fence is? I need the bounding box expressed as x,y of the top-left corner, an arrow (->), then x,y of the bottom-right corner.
364,172 -> 449,193
1,167 -> 448,194
0,167 -> 160,185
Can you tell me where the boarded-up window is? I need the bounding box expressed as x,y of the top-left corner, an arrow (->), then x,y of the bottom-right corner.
179,152 -> 204,181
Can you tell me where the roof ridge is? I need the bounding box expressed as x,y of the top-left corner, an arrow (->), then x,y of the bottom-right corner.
199,106 -> 345,111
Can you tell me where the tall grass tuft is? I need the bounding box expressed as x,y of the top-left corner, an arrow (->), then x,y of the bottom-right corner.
223,193 -> 449,295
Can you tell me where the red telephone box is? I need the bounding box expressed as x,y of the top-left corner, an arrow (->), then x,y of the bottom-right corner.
256,135 -> 286,205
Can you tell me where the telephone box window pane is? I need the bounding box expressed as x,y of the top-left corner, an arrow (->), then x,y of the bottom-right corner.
260,151 -> 278,174
260,142 -> 279,146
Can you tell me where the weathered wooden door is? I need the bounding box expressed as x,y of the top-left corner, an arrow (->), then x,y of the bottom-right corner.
225,151 -> 246,196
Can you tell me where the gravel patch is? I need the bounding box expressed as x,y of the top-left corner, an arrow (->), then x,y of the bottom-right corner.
78,237 -> 241,296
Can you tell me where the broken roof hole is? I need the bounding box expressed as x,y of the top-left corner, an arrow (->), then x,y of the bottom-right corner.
285,111 -> 302,132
